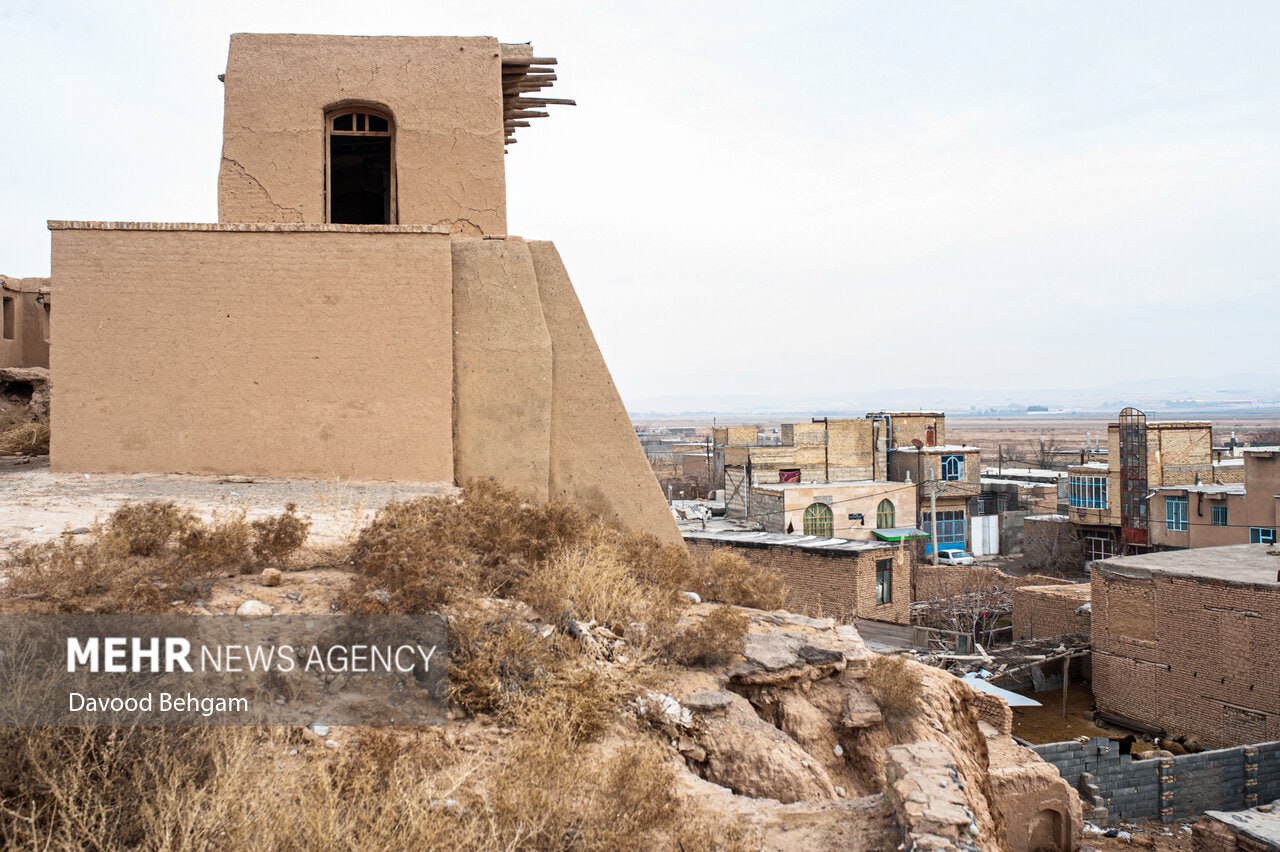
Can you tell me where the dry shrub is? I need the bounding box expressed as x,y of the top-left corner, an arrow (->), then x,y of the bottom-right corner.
447,608 -> 570,718
177,509 -> 253,573
698,549 -> 787,610
518,542 -> 680,643
864,653 -> 923,718
667,607 -> 749,667
347,479 -> 589,611
0,723 -> 745,851
101,501 -> 197,557
250,502 -> 311,565
0,409 -> 48,455
3,502 -> 314,613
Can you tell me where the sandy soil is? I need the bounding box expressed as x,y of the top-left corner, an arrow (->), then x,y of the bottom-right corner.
0,457 -> 455,555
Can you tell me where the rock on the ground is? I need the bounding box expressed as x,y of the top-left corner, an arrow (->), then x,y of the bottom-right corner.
236,599 -> 273,618
260,568 -> 282,587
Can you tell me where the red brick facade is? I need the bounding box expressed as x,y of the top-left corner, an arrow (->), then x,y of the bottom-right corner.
685,537 -> 911,624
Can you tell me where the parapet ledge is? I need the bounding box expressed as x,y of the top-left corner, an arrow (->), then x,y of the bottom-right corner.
47,221 -> 451,235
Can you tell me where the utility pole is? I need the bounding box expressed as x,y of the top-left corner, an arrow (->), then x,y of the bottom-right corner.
927,478 -> 942,567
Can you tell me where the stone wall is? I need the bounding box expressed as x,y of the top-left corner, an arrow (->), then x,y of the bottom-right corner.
685,536 -> 911,624
1033,737 -> 1280,824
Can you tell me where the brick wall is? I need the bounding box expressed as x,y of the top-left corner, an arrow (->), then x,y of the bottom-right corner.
1033,737 -> 1280,824
1093,568 -> 1280,747
1013,584 -> 1091,640
914,562 -> 1064,602
685,537 -> 911,624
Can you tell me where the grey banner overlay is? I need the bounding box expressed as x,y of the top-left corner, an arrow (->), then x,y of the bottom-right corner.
0,615 -> 448,726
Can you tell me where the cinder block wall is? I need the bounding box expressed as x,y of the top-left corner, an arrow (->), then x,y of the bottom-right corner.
684,537 -> 911,624
1033,737 -> 1280,824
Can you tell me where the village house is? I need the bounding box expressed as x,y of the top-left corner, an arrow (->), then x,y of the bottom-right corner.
4,33 -> 679,543
1148,446 -> 1279,549
683,527 -> 913,625
1091,544 -> 1280,747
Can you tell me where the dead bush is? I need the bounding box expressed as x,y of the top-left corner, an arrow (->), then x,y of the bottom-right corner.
348,479 -> 591,610
864,653 -> 923,718
666,607 -> 749,667
447,607 -> 572,718
101,501 -> 197,557
518,542 -> 680,645
0,409 -> 48,455
698,549 -> 787,610
177,509 -> 253,573
0,722 -> 745,851
250,502 -> 311,565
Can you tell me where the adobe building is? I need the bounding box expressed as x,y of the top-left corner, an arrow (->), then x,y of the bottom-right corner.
1091,545 -> 1280,747
13,34 -> 679,544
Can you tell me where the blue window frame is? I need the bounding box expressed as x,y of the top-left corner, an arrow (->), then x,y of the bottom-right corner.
1250,527 -> 1277,545
1211,505 -> 1228,527
1165,496 -> 1188,532
940,454 -> 964,482
1068,476 -> 1108,510
921,510 -> 966,550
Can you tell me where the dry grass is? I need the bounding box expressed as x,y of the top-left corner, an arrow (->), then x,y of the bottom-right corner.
0,485 -> 772,848
667,607 -> 749,667
0,409 -> 48,456
0,714 -> 745,850
4,502 -> 316,613
864,654 -> 924,718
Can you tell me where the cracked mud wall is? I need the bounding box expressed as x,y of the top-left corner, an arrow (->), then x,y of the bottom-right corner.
218,34 -> 507,234
0,276 -> 49,369
49,224 -> 455,480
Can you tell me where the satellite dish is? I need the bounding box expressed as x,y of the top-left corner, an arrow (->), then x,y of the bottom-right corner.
911,438 -> 924,449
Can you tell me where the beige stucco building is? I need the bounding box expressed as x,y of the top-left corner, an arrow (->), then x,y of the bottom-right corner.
10,34 -> 679,544
1148,446 -> 1279,549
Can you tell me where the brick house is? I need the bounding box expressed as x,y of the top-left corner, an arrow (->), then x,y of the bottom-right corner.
684,529 -> 912,625
1091,545 -> 1280,747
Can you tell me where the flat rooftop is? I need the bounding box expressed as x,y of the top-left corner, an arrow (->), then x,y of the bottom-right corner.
1151,483 -> 1245,496
752,479 -> 898,491
683,528 -> 897,554
1095,544 -> 1280,589
890,445 -> 979,454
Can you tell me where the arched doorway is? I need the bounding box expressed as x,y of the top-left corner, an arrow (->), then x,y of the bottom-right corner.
326,107 -> 396,224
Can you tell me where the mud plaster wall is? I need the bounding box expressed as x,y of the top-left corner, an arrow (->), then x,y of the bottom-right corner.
218,34 -> 507,234
50,225 -> 455,481
0,277 -> 49,369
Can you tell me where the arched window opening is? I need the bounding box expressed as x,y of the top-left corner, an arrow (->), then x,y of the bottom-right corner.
876,499 -> 895,529
326,108 -> 395,225
802,503 -> 833,537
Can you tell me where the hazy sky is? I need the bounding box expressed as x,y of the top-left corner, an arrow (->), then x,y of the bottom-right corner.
2,2 -> 1277,408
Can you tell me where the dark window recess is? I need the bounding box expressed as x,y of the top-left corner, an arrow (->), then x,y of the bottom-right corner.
2,297 -> 14,340
332,113 -> 353,131
329,135 -> 392,225
367,114 -> 388,132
